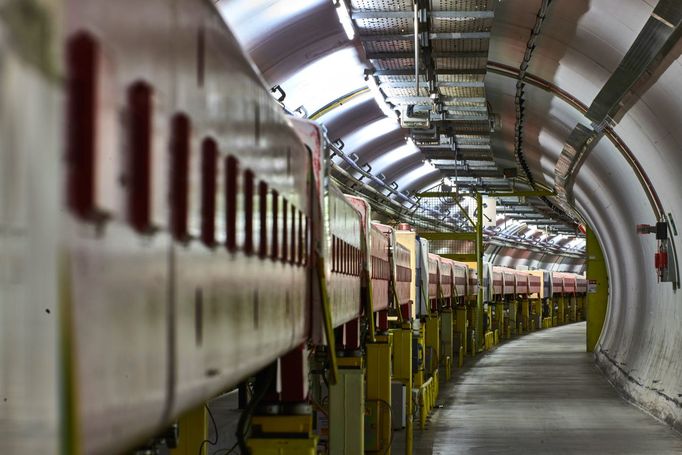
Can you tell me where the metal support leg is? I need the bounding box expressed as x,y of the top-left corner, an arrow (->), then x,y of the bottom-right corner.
366,334 -> 393,454
558,296 -> 565,325
440,310 -> 453,380
247,349 -> 317,455
330,357 -> 364,455
391,325 -> 413,454
475,192 -> 484,352
455,306 -> 467,366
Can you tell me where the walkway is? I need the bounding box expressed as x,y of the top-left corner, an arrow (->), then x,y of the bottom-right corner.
406,322 -> 682,454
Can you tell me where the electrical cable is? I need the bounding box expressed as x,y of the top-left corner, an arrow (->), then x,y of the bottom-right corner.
197,403 -> 219,455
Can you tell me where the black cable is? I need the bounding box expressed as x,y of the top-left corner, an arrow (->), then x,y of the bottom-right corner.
236,363 -> 277,455
197,403 -> 219,455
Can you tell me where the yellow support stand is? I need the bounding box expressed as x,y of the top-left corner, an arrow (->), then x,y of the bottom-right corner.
509,300 -> 518,337
172,404 -> 207,455
532,298 -> 542,330
557,296 -> 565,325
521,299 -> 530,334
494,302 -> 504,340
366,334 -> 393,454
484,331 -> 494,351
455,307 -> 467,361
440,310 -> 453,377
424,316 -> 440,375
248,415 -> 318,455
412,324 -> 425,388
467,305 -> 480,354
391,325 -> 413,455
330,357 -> 364,455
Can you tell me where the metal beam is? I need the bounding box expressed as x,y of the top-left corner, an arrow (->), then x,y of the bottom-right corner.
430,32 -> 491,40
440,253 -> 478,262
416,190 -> 555,198
378,81 -> 485,88
360,32 -> 490,41
418,232 -> 476,241
385,97 -> 487,105
421,150 -> 493,161
368,51 -> 489,60
352,10 -> 494,20
439,169 -> 504,178
475,193 -> 484,350
373,69 -> 486,76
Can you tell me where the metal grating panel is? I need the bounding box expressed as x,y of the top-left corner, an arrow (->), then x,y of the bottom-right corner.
372,58 -> 416,70
381,86 -> 430,98
436,73 -> 485,82
431,17 -> 493,33
353,0 -> 499,193
355,18 -> 414,35
431,0 -> 492,11
438,86 -> 485,97
429,239 -> 476,254
365,40 -> 414,53
432,38 -> 489,52
351,0 -> 413,12
436,56 -> 488,70
378,74 -> 426,84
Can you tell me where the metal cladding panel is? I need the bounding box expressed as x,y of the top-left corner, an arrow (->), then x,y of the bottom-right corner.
576,276 -> 588,294
438,257 -> 454,298
171,0 -> 313,427
345,195 -> 371,253
502,268 -> 516,295
416,237 -> 430,315
393,238 -> 413,307
1,18 -> 62,453
492,269 -> 503,297
515,270 -> 529,295
467,266 -> 478,298
60,0 -> 315,453
552,272 -> 565,294
451,260 -> 468,298
543,270 -> 553,299
528,271 -> 543,297
328,185 -> 363,327
562,273 -> 577,293
396,230 -> 418,316
428,253 -> 440,300
62,0 -> 309,453
370,223 -> 390,311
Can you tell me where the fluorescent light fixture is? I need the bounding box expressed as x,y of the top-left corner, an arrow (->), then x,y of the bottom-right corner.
365,74 -> 397,119
333,0 -> 355,40
280,48 -> 365,114
372,143 -> 420,174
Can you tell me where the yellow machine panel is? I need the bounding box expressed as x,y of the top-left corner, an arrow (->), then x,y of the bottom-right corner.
396,230 -> 418,318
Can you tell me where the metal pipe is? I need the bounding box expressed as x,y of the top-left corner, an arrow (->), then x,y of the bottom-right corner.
414,0 -> 419,96
476,192 -> 484,351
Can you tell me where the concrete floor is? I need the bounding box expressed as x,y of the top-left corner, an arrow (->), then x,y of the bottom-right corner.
394,322 -> 682,454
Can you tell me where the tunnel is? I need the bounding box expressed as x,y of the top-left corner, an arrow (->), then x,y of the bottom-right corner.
1,0 -> 681,453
